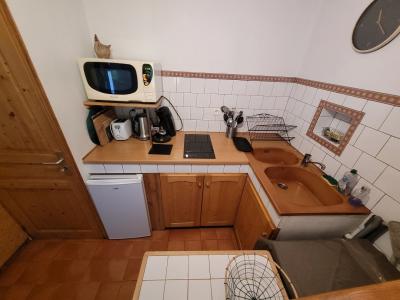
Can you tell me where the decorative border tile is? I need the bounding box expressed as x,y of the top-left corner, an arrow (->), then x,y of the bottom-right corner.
161,70 -> 400,106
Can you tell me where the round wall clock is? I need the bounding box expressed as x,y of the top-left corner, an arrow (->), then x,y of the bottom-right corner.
352,0 -> 400,53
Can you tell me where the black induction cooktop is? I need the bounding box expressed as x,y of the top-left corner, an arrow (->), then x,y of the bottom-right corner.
184,134 -> 215,159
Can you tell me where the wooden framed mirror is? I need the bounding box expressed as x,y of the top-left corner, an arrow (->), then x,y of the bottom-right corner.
306,100 -> 365,156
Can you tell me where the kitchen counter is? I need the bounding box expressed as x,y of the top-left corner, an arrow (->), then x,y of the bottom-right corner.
83,131 -> 369,216
83,132 -> 248,164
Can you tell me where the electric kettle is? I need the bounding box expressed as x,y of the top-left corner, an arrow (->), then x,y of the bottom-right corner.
133,113 -> 150,140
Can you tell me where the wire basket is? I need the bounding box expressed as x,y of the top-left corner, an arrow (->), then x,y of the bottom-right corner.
225,254 -> 297,300
246,114 -> 296,144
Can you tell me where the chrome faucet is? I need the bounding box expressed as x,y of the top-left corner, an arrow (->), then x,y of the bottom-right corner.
301,153 -> 326,170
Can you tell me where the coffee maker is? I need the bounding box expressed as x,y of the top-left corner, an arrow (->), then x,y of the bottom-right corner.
153,106 -> 175,143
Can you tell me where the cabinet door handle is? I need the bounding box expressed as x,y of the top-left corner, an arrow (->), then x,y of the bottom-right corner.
261,232 -> 268,238
205,182 -> 210,188
197,182 -> 202,188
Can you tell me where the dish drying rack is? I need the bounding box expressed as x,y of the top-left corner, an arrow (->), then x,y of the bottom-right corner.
246,113 -> 297,143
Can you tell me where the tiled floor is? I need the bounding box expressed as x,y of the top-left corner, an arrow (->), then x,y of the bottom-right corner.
0,227 -> 238,300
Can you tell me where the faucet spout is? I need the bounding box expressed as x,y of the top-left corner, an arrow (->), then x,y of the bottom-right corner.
301,153 -> 326,170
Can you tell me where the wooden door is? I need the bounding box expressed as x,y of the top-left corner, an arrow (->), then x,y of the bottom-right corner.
201,174 -> 246,226
234,178 -> 276,249
0,2 -> 103,238
160,174 -> 203,227
0,203 -> 27,267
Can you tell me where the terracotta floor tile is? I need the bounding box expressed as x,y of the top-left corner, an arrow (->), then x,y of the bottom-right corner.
85,259 -> 129,282
167,240 -> 185,251
168,229 -> 188,241
25,283 -> 60,300
95,282 -> 122,300
17,261 -> 51,284
150,230 -> 170,241
128,240 -> 151,258
184,240 -> 202,251
0,262 -> 29,286
149,240 -> 168,251
117,281 -> 136,300
183,229 -> 202,240
15,240 -> 63,262
45,260 -> 90,283
123,258 -> 142,281
0,284 -> 34,300
201,240 -> 219,251
216,227 -> 235,240
200,228 -> 218,240
51,282 -> 100,300
217,239 -> 238,250
54,240 -> 100,260
92,240 -> 133,259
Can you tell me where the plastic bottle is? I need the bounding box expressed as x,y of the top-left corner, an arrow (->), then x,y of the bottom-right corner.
337,169 -> 360,196
348,186 -> 371,206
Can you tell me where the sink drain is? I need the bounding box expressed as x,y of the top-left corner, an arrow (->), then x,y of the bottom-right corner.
277,182 -> 288,190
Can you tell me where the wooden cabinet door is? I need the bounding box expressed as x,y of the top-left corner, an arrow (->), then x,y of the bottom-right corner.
234,178 -> 276,250
201,174 -> 246,226
160,174 -> 203,228
0,3 -> 103,238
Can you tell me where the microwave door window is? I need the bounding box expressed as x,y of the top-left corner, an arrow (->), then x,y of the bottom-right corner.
84,62 -> 138,95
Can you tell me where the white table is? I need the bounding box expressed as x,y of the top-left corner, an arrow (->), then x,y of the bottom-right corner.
132,250 -> 288,300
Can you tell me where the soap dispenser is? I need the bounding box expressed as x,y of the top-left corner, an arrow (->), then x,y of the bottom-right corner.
338,169 -> 360,196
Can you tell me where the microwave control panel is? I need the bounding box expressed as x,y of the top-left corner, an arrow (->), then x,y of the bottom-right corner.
142,64 -> 153,86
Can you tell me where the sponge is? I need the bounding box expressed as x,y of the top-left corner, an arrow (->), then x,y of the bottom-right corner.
323,174 -> 338,186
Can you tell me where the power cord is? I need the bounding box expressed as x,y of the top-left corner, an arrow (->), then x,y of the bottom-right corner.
159,95 -> 183,131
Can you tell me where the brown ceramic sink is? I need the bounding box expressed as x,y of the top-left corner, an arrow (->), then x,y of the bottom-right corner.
265,167 -> 343,207
253,148 -> 299,165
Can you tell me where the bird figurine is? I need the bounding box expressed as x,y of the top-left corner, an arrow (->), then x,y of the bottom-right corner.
94,34 -> 111,59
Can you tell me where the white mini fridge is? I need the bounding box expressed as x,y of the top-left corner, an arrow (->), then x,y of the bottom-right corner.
86,174 -> 151,239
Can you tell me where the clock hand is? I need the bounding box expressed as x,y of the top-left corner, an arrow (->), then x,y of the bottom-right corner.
376,8 -> 386,35
378,22 -> 386,35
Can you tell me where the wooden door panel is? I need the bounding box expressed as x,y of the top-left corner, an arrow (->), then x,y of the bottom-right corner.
201,174 -> 246,226
143,174 -> 164,230
160,174 -> 203,228
0,2 -> 103,238
234,179 -> 276,250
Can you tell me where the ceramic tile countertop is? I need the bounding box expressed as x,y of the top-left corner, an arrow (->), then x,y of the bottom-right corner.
83,132 -> 248,165
132,251 -> 287,300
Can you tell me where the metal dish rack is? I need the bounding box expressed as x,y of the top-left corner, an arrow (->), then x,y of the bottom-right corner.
246,113 -> 296,143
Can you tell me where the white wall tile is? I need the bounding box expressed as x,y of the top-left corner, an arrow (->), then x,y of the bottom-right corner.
302,87 -> 317,105
311,146 -> 327,163
203,108 -> 216,121
218,80 -> 233,94
246,81 -> 261,95
169,92 -> 184,106
353,153 -> 386,183
164,280 -> 187,300
196,120 -> 209,131
210,94 -> 224,108
261,97 -> 276,109
188,255 -> 210,279
362,101 -> 393,130
327,92 -> 346,105
349,124 -> 364,145
271,82 -> 287,96
208,120 -> 221,132
122,164 -> 141,173
223,165 -> 240,173
274,97 -> 288,110
183,120 -> 196,131
104,164 -> 123,173
207,165 -> 224,173
375,166 -> 400,201
353,178 -> 384,209
162,76 -> 176,92
211,279 -> 225,300
190,78 -> 205,93
166,256 -> 188,279
260,82 -> 274,96
342,96 -> 366,111
209,255 -> 230,279
299,139 -> 313,154
204,79 -> 219,94
190,107 -> 204,120
197,94 -> 211,107
284,83 -> 294,97
183,93 -> 197,107
377,137 -> 400,170
232,80 -> 247,95
176,77 -> 191,92
140,164 -> 158,173
337,144 -> 362,168
292,84 -> 306,100
335,164 -> 350,180
143,256 -> 167,280
312,89 -> 330,106
223,95 -> 237,108
157,164 -> 175,173
322,155 -> 341,176
239,164 -> 250,173
191,165 -> 208,173
86,164 -> 105,174
188,280 -> 211,300
301,104 -> 316,121
178,106 -> 191,119
249,96 -> 263,109
380,107 -> 400,138
372,195 -> 400,222
293,101 -> 305,116
236,95 -> 250,108
139,280 -> 165,300
354,127 -> 389,156
175,164 -> 192,173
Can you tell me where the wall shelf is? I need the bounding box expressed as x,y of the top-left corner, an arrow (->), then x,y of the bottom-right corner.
84,99 -> 162,109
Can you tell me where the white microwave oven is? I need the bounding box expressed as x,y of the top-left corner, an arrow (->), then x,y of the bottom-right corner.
78,58 -> 162,103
